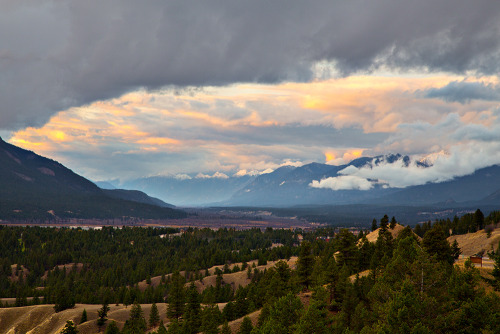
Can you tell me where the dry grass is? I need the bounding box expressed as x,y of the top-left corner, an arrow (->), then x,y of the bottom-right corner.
136,257 -> 298,293
41,263 -> 84,280
363,224 -> 420,244
0,258 -> 298,334
9,264 -> 29,282
448,228 -> 500,257
0,303 -> 171,334
192,257 -> 298,294
349,270 -> 371,283
226,309 -> 261,333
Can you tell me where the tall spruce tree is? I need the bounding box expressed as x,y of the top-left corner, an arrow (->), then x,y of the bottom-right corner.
167,272 -> 185,320
149,302 -> 160,328
104,321 -> 120,334
220,321 -> 232,334
97,303 -> 110,327
238,316 -> 253,334
122,302 -> 147,334
184,283 -> 202,334
380,215 -> 389,231
60,320 -> 78,334
297,241 -> 314,291
80,309 -> 87,324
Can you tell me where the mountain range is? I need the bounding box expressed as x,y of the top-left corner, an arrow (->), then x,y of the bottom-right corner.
2,134 -> 499,218
113,154 -> 500,208
0,137 -> 185,220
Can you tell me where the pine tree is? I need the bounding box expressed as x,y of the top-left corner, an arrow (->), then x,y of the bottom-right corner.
124,289 -> 132,308
80,309 -> 87,324
149,302 -> 160,328
473,209 -> 485,231
259,293 -> 303,333
297,241 -> 314,291
238,316 -> 253,334
104,321 -> 120,334
157,320 -> 168,334
60,320 -> 78,334
97,303 -> 110,327
422,227 -> 453,264
122,302 -> 147,334
451,240 -> 461,261
54,286 -> 75,312
184,283 -> 202,333
167,272 -> 185,320
380,215 -> 389,231
167,320 -> 181,334
200,304 -> 222,334
293,300 -> 329,334
371,219 -> 378,231
390,216 -> 397,229
220,322 -> 232,334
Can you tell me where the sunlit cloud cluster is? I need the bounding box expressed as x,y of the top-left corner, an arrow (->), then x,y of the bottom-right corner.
7,74 -> 500,183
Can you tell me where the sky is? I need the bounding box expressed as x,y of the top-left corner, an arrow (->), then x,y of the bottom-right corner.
2,1 -> 500,189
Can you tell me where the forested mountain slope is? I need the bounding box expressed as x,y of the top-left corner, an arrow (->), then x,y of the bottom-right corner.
0,137 -> 184,219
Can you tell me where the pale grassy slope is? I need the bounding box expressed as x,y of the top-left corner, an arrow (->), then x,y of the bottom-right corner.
447,228 -> 500,256
0,258 -> 298,334
363,224 -> 419,244
192,257 -> 298,294
0,303 -> 170,334
136,257 -> 298,292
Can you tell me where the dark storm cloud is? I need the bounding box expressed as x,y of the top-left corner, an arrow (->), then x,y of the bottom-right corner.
2,0 -> 500,129
424,81 -> 500,103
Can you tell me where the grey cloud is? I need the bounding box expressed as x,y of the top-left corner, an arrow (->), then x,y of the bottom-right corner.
2,0 -> 500,130
165,124 -> 388,148
424,81 -> 500,103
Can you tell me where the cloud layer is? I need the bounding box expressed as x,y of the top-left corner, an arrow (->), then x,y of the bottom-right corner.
8,74 -> 500,182
2,1 -> 500,130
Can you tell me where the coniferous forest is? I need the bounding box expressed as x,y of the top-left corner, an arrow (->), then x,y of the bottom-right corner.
1,211 -> 500,333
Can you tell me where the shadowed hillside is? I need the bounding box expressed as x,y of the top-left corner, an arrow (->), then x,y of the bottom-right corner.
0,137 -> 185,220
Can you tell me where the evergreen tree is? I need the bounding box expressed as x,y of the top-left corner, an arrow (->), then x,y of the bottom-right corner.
238,316 -> 253,334
54,286 -> 75,312
149,302 -> 160,328
451,240 -> 461,261
184,283 -> 202,334
371,219 -> 378,231
297,241 -> 314,291
390,216 -> 397,229
122,302 -> 147,334
492,243 -> 500,290
167,320 -> 181,334
220,322 -> 231,334
124,289 -> 132,308
200,304 -> 222,334
104,321 -> 120,334
167,272 -> 185,320
380,215 -> 389,231
335,229 -> 359,270
60,320 -> 78,334
293,300 -> 329,334
80,309 -> 87,324
422,227 -> 453,264
157,321 -> 168,334
97,303 -> 110,327
473,209 -> 485,231
258,293 -> 303,333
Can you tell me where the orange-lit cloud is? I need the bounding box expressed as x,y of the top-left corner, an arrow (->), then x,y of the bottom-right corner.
7,74 -> 500,180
